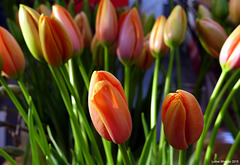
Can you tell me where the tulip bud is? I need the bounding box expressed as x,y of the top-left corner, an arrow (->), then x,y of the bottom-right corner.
117,8 -> 144,65
0,27 -> 25,79
229,0 -> 240,24
52,5 -> 84,56
88,71 -> 132,144
91,34 -> 104,67
136,39 -> 154,70
164,5 -> 187,47
96,0 -> 118,45
198,4 -> 212,19
219,25 -> 240,71
74,11 -> 93,47
211,0 -> 228,20
196,18 -> 227,58
149,16 -> 169,58
39,15 -> 73,67
161,90 -> 204,150
19,4 -> 44,61
37,4 -> 51,16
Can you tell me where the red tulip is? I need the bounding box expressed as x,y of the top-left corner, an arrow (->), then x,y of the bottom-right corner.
161,90 -> 204,150
96,0 -> 118,45
52,5 -> 84,56
220,24 -> 240,71
117,8 -> 144,65
39,15 -> 73,67
0,27 -> 25,79
88,71 -> 132,144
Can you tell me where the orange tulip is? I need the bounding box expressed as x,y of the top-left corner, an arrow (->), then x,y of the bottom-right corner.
96,0 -> 118,45
88,71 -> 132,144
19,5 -> 43,61
74,11 -> 93,47
52,5 -> 84,56
117,8 -> 144,65
39,15 -> 73,67
196,18 -> 227,58
149,16 -> 169,58
161,90 -> 204,150
0,27 -> 25,79
229,0 -> 240,24
220,24 -> 240,71
164,5 -> 187,47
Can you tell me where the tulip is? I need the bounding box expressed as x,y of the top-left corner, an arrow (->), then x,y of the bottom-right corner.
52,5 -> 84,56
0,27 -> 25,79
136,38 -> 154,69
19,4 -> 43,61
161,90 -> 204,150
164,5 -> 187,48
91,34 -> 104,67
219,25 -> 240,71
229,0 -> 240,24
198,4 -> 212,19
117,8 -> 144,65
37,4 -> 51,16
39,15 -> 73,67
96,0 -> 118,45
211,0 -> 228,20
74,11 -> 93,47
149,16 -> 169,58
88,71 -> 132,144
196,18 -> 227,58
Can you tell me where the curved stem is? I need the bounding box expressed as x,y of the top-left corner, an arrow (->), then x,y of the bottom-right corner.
102,139 -> 114,165
76,57 -> 89,90
118,143 -> 131,165
194,69 -> 228,165
176,48 -> 182,89
104,45 -> 109,71
223,131 -> 240,165
178,149 -> 186,165
204,77 -> 240,165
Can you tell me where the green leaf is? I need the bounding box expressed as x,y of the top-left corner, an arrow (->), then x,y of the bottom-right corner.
143,13 -> 155,36
6,18 -> 24,44
0,147 -> 18,165
3,146 -> 25,157
82,0 -> 92,26
138,127 -> 156,165
141,113 -> 149,139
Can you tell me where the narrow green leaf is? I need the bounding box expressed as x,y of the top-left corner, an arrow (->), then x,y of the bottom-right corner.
0,147 -> 18,165
141,113 -> 149,139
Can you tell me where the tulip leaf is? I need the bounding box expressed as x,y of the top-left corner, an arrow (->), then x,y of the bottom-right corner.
138,126 -> 156,165
141,112 -> 149,139
0,147 -> 18,165
143,13 -> 155,36
82,0 -> 92,26
49,146 -> 70,165
6,18 -> 24,44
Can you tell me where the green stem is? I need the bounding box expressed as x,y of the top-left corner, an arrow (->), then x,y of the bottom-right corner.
57,65 -> 103,165
118,143 -> 131,165
223,131 -> 240,165
104,45 -> 109,71
178,150 -> 186,165
204,78 -> 240,165
176,48 -> 182,89
76,57 -> 90,90
159,47 -> 175,163
124,65 -> 130,105
194,69 -> 228,165
102,139 -> 114,165
0,147 -> 18,165
0,76 -> 28,124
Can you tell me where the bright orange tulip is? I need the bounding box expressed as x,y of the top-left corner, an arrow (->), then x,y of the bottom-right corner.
149,16 -> 169,58
229,0 -> 240,24
220,25 -> 240,71
0,27 -> 25,79
74,11 -> 93,47
164,5 -> 187,47
196,18 -> 227,58
117,8 -> 144,65
96,0 -> 118,45
19,5 -> 43,61
88,71 -> 132,144
161,90 -> 204,150
39,15 -> 73,67
52,5 -> 84,56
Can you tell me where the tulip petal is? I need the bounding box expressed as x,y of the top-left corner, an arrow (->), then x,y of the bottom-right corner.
163,99 -> 188,150
90,80 -> 132,144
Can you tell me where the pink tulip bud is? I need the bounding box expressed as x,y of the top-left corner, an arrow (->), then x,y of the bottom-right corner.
88,71 -> 132,144
117,8 -> 144,65
0,27 -> 25,79
39,15 -> 73,67
161,90 -> 203,150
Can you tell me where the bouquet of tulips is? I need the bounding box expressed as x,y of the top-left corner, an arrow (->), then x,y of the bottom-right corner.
0,0 -> 240,164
